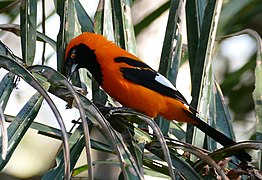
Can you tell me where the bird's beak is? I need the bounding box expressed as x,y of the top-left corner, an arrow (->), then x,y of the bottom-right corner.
66,61 -> 78,80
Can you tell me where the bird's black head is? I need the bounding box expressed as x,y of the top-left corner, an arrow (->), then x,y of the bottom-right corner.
65,43 -> 103,84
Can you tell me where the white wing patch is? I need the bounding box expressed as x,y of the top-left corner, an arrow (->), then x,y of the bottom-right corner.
155,73 -> 177,91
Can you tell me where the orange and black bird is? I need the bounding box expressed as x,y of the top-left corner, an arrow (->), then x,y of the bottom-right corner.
65,32 -> 251,163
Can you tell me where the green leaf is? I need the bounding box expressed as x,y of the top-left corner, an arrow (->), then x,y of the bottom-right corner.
31,121 -> 66,140
20,0 -> 37,65
5,117 -> 114,154
185,0 -> 202,76
43,125 -> 86,180
187,0 -> 223,147
0,72 -> 15,111
157,0 -> 185,136
93,0 -> 114,103
0,92 -> 44,170
75,0 -> 94,32
214,82 -> 236,140
94,0 -> 115,40
249,30 -> 262,168
56,0 -> 81,74
0,54 -> 70,179
169,122 -> 186,141
0,1 -> 20,20
134,1 -> 170,35
111,0 -> 125,47
158,0 -> 184,82
111,0 -> 136,54
72,164 -> 88,177
28,65 -> 94,179
220,58 -> 255,93
192,64 -> 214,153
109,109 -> 176,179
218,0 -> 252,35
97,125 -> 143,180
55,0 -> 67,73
190,0 -> 222,108
143,158 -> 170,177
146,143 -> 202,179
0,106 -> 7,160
143,165 -> 170,179
0,24 -> 57,51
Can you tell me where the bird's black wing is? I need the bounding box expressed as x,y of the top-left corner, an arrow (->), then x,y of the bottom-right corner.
114,57 -> 189,105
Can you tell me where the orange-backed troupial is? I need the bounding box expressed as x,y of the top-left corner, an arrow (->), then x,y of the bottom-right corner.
65,32 -> 251,163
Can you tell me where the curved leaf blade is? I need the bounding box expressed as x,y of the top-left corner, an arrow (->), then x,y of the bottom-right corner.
28,65 -> 93,179
0,92 -> 43,170
0,54 -> 70,179
0,24 -> 57,51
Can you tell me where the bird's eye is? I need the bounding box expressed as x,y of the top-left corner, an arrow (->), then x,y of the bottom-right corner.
70,53 -> 76,59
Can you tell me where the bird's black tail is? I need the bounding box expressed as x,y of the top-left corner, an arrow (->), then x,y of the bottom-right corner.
192,115 -> 252,163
